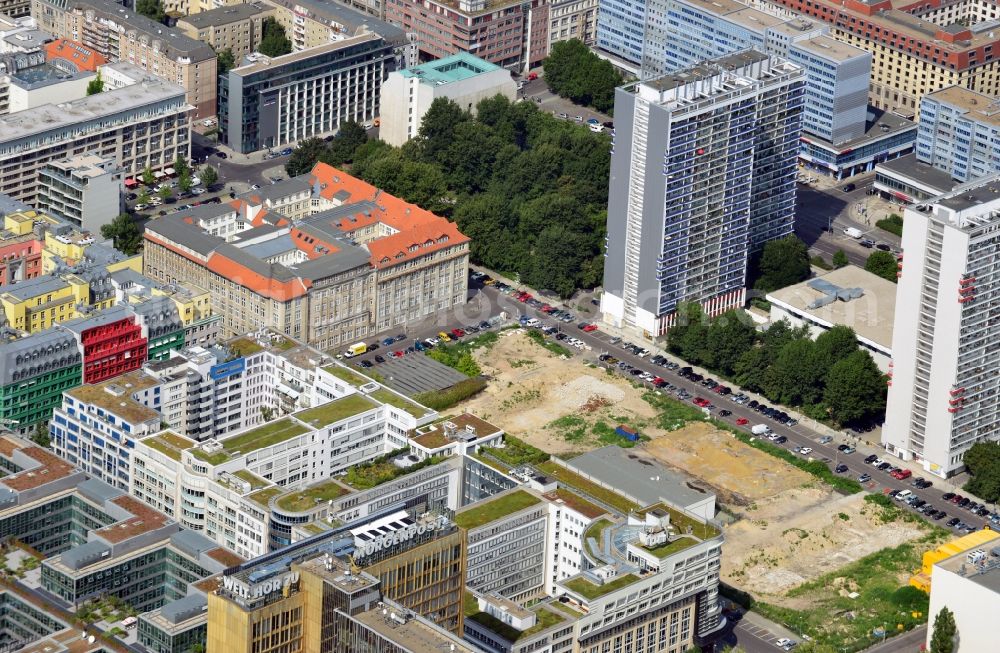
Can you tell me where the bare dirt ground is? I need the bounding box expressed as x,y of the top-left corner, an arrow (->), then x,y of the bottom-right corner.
721,489 -> 929,605
457,330 -> 660,455
644,422 -> 811,505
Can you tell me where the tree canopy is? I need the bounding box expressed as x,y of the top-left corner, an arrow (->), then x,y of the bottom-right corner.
135,0 -> 165,22
216,48 -> 236,75
284,123 -> 370,176
200,165 -> 219,189
752,235 -> 811,291
258,18 -> 291,57
963,441 -> 1000,503
865,250 -> 898,283
543,39 -> 622,114
930,606 -> 956,653
86,71 -> 104,96
672,307 -> 886,426
101,213 -> 142,255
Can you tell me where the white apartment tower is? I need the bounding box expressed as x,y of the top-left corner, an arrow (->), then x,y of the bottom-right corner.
601,50 -> 804,336
884,175 -> 1000,477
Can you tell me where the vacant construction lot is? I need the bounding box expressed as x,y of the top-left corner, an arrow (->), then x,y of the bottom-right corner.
457,330 -> 660,455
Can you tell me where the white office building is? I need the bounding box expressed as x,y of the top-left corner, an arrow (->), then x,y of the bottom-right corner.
35,154 -> 123,234
926,537 -> 1000,653
601,50 -> 804,335
884,175 -> 1000,477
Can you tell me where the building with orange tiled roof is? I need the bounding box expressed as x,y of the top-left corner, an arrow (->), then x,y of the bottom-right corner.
44,38 -> 106,71
143,163 -> 470,349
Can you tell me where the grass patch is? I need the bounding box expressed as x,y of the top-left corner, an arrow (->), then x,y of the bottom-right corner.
143,431 -> 193,461
751,531 -> 948,652
275,480 -> 350,513
368,388 -> 428,418
247,487 -> 282,508
426,331 -> 499,376
342,451 -> 446,490
563,573 -> 639,600
228,336 -> 264,357
190,448 -> 229,466
810,255 -> 833,270
548,415 -> 588,442
232,470 -> 269,490
640,536 -> 697,558
635,502 -> 719,540
455,490 -> 542,529
642,391 -> 707,431
591,420 -> 641,448
295,395 -> 376,427
323,365 -> 370,387
414,377 -> 487,411
481,434 -> 549,467
525,329 -> 572,356
222,418 -> 309,454
536,461 -> 638,514
877,214 -> 903,237
466,605 -> 566,642
548,601 -> 583,618
470,452 -> 514,473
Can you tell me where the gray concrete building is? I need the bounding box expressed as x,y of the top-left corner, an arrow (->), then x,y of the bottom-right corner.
35,155 -> 123,234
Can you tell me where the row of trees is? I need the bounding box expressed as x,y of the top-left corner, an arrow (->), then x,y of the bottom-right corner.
668,305 -> 887,425
963,441 -> 1000,503
259,18 -> 292,57
284,95 -> 611,296
543,39 -> 623,114
284,122 -> 369,176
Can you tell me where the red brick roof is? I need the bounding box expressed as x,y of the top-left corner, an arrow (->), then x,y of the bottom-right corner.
45,39 -> 107,72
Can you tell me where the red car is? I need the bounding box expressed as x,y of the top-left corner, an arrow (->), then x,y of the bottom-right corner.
692,397 -> 709,407
392,350 -> 405,358
582,324 -> 599,332
527,72 -> 539,81
736,417 -> 749,426
541,304 -> 552,312
451,328 -> 465,338
892,469 -> 912,480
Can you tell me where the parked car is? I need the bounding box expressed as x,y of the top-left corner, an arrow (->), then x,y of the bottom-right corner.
835,464 -> 848,474
858,473 -> 872,483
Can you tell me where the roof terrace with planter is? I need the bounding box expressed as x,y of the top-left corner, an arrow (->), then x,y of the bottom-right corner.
463,591 -> 578,650
408,413 -> 504,459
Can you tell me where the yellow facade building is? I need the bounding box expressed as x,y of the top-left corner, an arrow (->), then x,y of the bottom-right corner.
910,528 -> 1000,592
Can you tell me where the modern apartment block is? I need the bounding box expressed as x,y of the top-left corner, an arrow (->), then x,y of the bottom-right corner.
759,0 -> 1000,115
596,0 -> 645,71
601,50 -> 804,335
35,155 -> 124,234
60,305 -> 148,384
144,162 -> 469,348
219,33 -> 401,153
917,86 -> 1000,183
380,53 -> 516,147
385,0 -> 551,71
176,3 -> 272,60
0,76 -> 189,205
884,175 -> 1000,477
31,0 -> 218,118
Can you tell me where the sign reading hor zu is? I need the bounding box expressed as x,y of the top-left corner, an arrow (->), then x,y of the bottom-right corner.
353,516 -> 450,561
222,572 -> 300,600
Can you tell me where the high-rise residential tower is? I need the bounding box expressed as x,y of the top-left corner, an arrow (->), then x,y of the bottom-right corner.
884,175 -> 1000,478
601,50 -> 804,336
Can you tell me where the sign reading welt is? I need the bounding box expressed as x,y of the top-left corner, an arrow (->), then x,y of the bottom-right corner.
353,516 -> 450,561
222,572 -> 300,600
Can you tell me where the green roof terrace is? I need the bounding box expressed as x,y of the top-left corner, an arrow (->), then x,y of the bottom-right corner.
143,431 -> 194,462
192,418 -> 312,465
322,365 -> 371,387
368,388 -> 429,418
247,486 -> 283,508
295,395 -> 377,428
232,470 -> 270,491
228,336 -> 264,357
274,479 -> 351,513
635,502 -> 720,541
454,490 -> 541,530
463,592 -> 570,643
562,573 -> 641,600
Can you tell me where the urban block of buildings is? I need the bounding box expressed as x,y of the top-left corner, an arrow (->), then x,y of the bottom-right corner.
219,32 -> 404,153
601,50 -> 804,335
176,2 -> 272,60
884,174 -> 1000,477
31,0 -> 218,118
766,265 -> 896,372
35,154 -> 124,234
380,53 -> 516,147
144,162 -> 469,348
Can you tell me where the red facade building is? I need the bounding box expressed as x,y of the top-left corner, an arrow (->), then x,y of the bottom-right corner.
0,236 -> 42,287
62,305 -> 148,384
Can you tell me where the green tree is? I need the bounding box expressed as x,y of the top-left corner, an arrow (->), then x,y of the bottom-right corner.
100,213 -> 142,255
324,121 -> 369,165
174,154 -> 190,179
178,173 -> 192,193
86,71 -> 103,96
963,441 -> 1000,503
216,48 -> 236,75
285,138 -> 328,176
930,606 -> 956,653
137,189 -> 151,205
135,0 -> 165,21
455,353 -> 481,377
865,250 -> 898,282
815,325 -> 860,369
158,185 -> 173,200
703,310 -> 758,376
258,17 -> 292,57
416,98 -> 470,165
766,338 -> 826,406
734,347 -> 771,393
141,166 -> 155,186
832,249 -> 849,268
31,423 -> 50,448
200,165 -> 219,189
260,406 -> 275,422
754,235 -> 811,291
667,302 -> 709,365
543,39 -> 623,114
823,350 -> 886,424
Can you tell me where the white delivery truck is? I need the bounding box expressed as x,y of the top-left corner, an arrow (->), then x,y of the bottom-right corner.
751,424 -> 771,436
843,227 -> 863,239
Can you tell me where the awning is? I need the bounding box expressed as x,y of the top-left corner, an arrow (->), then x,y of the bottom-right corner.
153,170 -> 166,179
276,383 -> 300,399
164,166 -> 176,175
124,178 -> 138,188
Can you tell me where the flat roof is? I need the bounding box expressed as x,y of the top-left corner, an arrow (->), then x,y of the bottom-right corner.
177,2 -> 269,28
925,85 -> 1000,128
294,394 -> 378,428
803,107 -> 916,152
0,75 -> 186,145
219,418 -> 310,454
564,446 -> 715,511
936,537 -> 1000,595
400,52 -> 502,84
65,371 -> 161,425
143,431 -> 195,462
792,35 -> 868,62
766,266 -> 897,350
275,478 -> 351,513
234,34 -> 382,75
935,174 -> 1000,215
640,50 -> 773,95
877,153 -> 957,194
351,603 -> 477,652
454,490 -> 542,529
